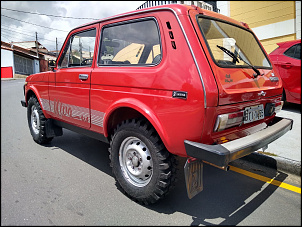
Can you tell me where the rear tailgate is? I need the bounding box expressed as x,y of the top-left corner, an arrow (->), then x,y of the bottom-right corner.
189,9 -> 283,106
214,67 -> 282,105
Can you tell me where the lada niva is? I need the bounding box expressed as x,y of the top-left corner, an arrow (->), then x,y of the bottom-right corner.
21,4 -> 293,204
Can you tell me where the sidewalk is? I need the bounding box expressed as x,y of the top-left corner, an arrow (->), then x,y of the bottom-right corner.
242,102 -> 301,176
1,77 -> 26,81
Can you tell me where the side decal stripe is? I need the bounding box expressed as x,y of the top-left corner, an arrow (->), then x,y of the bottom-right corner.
40,98 -> 105,128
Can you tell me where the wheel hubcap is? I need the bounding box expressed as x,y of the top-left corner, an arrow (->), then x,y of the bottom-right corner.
31,105 -> 40,135
119,137 -> 153,187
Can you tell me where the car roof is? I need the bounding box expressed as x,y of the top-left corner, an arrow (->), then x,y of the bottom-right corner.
72,4 -> 246,31
276,39 -> 301,47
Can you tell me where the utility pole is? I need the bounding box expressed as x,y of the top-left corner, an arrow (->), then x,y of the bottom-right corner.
35,32 -> 39,57
56,37 -> 58,57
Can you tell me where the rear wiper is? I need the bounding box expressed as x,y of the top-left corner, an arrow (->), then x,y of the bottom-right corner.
216,45 -> 239,63
216,45 -> 262,78
237,55 -> 263,78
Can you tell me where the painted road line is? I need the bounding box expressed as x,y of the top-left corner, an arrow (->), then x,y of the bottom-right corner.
229,165 -> 301,194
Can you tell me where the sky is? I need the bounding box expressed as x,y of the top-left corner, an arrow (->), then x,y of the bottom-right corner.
1,1 -> 145,51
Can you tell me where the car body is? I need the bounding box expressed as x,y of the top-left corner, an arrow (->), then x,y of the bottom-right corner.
269,39 -> 301,104
21,4 -> 293,204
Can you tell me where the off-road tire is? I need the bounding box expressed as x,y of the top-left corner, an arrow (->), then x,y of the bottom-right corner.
109,118 -> 177,205
27,96 -> 53,144
282,89 -> 286,102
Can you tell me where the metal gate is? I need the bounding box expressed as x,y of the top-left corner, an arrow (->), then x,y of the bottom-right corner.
14,54 -> 34,75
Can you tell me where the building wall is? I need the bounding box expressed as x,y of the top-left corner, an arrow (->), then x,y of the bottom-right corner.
1,49 -> 14,68
217,1 -> 230,17
1,48 -> 15,77
296,1 -> 301,40
217,1 -> 300,54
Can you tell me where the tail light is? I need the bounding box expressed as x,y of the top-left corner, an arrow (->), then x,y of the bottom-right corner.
214,101 -> 283,132
214,111 -> 244,132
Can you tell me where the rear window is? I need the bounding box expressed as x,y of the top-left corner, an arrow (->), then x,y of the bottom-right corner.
98,18 -> 162,66
197,16 -> 272,69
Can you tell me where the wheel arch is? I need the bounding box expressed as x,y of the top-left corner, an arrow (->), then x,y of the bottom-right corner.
104,98 -> 170,150
25,86 -> 40,103
25,87 -> 50,118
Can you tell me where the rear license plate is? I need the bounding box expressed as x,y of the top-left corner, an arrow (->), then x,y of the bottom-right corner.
184,158 -> 203,199
244,104 -> 264,124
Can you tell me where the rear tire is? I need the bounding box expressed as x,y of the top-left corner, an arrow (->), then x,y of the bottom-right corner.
109,118 -> 177,205
282,89 -> 286,102
27,96 -> 53,144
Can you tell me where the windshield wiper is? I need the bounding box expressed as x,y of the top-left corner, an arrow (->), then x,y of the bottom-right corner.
216,45 -> 239,63
216,45 -> 262,78
237,55 -> 263,78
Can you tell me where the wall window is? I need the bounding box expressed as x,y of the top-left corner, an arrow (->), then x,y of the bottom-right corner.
99,19 -> 162,66
59,29 -> 96,68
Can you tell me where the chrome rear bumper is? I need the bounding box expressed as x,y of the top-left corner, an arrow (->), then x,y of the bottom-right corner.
184,116 -> 293,168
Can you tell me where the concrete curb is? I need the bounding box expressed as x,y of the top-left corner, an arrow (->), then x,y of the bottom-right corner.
241,152 -> 301,176
1,78 -> 26,81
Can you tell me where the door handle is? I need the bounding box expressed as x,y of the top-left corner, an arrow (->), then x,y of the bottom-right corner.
281,63 -> 292,69
79,74 -> 89,80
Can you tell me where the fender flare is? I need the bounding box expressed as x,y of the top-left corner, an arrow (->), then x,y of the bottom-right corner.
103,98 -> 171,149
25,85 -> 50,118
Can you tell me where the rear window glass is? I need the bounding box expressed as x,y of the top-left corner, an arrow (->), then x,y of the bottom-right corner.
98,19 -> 162,66
197,16 -> 271,68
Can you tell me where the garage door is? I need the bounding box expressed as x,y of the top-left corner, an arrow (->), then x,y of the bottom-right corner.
14,54 -> 34,75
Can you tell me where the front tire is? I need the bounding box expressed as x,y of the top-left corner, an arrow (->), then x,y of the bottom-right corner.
27,96 -> 53,144
109,119 -> 177,205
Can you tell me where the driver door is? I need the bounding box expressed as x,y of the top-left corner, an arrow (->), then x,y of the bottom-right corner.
49,26 -> 98,129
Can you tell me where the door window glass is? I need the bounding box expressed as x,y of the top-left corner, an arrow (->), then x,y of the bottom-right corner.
99,19 -> 162,65
294,44 -> 301,59
284,45 -> 296,58
59,29 -> 96,68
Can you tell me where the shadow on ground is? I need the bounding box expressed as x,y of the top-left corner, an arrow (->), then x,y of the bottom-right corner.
44,128 -> 288,226
282,102 -> 301,113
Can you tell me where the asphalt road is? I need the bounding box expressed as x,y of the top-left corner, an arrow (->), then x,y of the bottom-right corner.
1,79 -> 301,226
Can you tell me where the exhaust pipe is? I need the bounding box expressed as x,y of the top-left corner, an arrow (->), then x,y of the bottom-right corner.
203,160 -> 229,171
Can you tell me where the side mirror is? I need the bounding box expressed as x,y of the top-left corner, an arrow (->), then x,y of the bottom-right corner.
48,60 -> 56,71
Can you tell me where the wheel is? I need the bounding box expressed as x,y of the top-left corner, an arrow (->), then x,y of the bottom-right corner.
282,89 -> 286,102
27,96 -> 53,144
109,119 -> 177,205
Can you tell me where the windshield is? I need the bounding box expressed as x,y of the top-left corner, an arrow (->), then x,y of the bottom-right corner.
197,16 -> 271,68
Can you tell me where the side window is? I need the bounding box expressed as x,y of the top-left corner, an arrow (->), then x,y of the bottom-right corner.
284,44 -> 301,59
59,29 -> 96,68
294,44 -> 301,59
98,19 -> 162,66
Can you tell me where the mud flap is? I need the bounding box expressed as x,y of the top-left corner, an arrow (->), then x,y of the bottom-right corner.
184,158 -> 203,199
45,119 -> 63,138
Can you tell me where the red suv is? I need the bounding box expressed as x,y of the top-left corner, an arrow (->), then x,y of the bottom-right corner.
269,39 -> 301,104
21,4 -> 293,204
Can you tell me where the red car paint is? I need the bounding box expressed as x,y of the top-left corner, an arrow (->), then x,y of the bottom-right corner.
269,39 -> 301,104
22,4 -> 293,202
